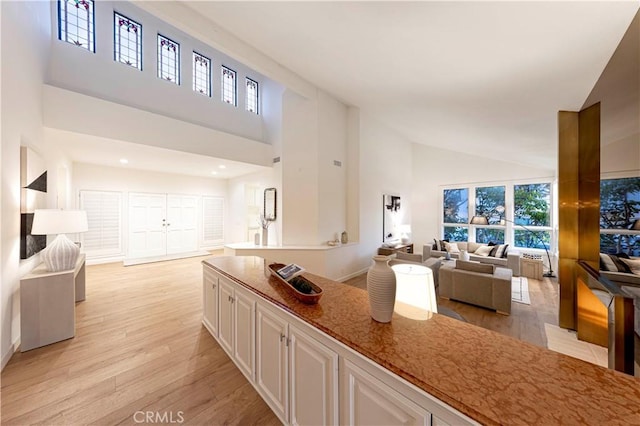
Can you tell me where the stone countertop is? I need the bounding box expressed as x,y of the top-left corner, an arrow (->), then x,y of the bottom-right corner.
202,256 -> 640,425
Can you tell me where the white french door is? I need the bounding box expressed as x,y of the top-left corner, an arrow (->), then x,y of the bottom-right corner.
166,195 -> 198,255
128,193 -> 198,259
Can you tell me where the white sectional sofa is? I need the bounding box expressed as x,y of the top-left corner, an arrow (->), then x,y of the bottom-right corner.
423,242 -> 521,276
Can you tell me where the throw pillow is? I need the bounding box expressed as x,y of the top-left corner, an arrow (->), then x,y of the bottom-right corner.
432,239 -> 438,250
600,253 -> 632,273
621,258 -> 640,275
474,245 -> 493,257
491,244 -> 508,258
444,242 -> 460,253
501,244 -> 509,258
435,239 -> 449,251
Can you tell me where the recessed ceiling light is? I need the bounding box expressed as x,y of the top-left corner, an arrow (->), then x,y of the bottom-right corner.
219,165 -> 226,169
211,171 -> 218,175
120,158 -> 128,164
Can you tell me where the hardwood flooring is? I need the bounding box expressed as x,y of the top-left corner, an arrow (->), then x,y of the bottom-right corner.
1,253 -> 280,426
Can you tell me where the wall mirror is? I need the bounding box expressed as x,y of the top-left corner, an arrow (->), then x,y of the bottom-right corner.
264,188 -> 277,221
382,194 -> 401,243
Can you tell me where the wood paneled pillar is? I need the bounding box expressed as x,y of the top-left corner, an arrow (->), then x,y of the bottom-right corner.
557,103 -> 600,330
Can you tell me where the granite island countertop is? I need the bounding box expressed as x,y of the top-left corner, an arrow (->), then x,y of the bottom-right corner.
203,256 -> 640,425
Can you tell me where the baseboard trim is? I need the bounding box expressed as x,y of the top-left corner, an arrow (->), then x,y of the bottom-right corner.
336,267 -> 369,283
1,337 -> 20,371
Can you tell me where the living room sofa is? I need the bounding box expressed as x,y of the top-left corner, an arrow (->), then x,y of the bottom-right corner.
439,260 -> 513,315
423,242 -> 521,276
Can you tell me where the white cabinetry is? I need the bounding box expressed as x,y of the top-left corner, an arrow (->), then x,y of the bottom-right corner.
202,267 -> 219,337
202,264 -> 476,426
256,305 -> 289,422
289,324 -> 338,426
341,359 -> 430,426
256,304 -> 339,426
218,276 -> 255,382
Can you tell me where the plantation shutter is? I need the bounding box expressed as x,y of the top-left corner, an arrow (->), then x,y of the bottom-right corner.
80,190 -> 122,257
202,196 -> 224,246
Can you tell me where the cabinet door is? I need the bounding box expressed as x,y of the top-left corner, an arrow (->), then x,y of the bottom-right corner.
256,304 -> 289,423
202,268 -> 219,337
218,279 -> 234,356
289,325 -> 338,426
341,359 -> 429,426
234,286 -> 255,382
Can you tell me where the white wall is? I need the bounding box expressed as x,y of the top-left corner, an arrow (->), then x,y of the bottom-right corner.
226,169 -> 278,245
354,113 -> 414,271
43,85 -> 272,168
1,0 -> 53,369
72,162 -> 229,257
411,143 -> 555,251
48,1 -> 265,144
317,91 -> 348,243
601,133 -> 640,175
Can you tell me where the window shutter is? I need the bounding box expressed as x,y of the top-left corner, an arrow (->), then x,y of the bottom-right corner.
80,190 -> 122,257
202,196 -> 224,246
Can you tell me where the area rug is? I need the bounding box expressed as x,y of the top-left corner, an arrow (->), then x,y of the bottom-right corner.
544,323 -> 608,368
511,277 -> 530,305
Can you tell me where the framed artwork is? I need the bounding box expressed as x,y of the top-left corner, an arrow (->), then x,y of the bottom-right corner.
20,146 -> 47,259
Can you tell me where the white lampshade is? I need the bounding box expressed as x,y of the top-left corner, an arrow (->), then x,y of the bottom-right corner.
31,210 -> 88,272
392,264 -> 438,320
31,209 -> 88,235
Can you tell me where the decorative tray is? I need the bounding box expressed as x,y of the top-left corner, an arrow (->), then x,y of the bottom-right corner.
268,263 -> 323,304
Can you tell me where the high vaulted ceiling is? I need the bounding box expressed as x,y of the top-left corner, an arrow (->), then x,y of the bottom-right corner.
185,1 -> 639,170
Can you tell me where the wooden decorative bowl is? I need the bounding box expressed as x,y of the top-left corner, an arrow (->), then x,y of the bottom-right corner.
268,263 -> 323,304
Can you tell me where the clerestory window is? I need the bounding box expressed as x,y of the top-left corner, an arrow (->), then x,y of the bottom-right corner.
58,0 -> 95,52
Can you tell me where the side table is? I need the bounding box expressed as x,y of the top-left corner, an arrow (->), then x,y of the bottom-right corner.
20,253 -> 86,351
378,243 -> 414,256
520,256 -> 543,280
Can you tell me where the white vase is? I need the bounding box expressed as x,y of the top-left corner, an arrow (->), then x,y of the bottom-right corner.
460,249 -> 470,261
366,255 -> 397,323
261,228 -> 268,246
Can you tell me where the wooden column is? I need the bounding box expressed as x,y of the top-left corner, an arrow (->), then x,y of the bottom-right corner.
557,103 -> 600,330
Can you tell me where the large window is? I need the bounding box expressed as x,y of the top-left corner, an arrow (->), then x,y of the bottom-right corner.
600,177 -> 640,255
157,34 -> 180,84
513,183 -> 551,249
443,188 -> 468,241
475,186 -> 505,224
246,78 -> 258,114
221,66 -> 237,106
114,12 -> 142,70
193,52 -> 211,96
442,182 -> 553,249
58,0 -> 95,52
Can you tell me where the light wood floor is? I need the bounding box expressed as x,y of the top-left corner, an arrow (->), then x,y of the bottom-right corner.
1,253 -> 280,426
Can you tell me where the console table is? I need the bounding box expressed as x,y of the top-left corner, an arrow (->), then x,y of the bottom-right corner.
520,256 -> 543,280
378,243 -> 413,256
20,253 -> 86,351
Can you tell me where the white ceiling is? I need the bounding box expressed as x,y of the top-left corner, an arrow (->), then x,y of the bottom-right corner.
48,129 -> 268,179
185,1 -> 639,170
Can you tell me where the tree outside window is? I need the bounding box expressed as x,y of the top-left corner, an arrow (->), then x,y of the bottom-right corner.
476,229 -> 504,244
443,188 -> 468,224
600,177 -> 640,255
513,183 -> 551,249
444,226 -> 468,242
475,186 -> 505,224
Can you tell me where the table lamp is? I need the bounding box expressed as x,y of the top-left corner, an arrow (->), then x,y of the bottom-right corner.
31,209 -> 88,272
399,224 -> 412,245
392,264 -> 437,320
